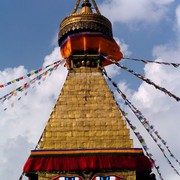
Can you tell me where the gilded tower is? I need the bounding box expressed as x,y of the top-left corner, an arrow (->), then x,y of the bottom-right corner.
23,1 -> 153,179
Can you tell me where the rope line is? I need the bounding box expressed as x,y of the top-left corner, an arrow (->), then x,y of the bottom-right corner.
0,59 -> 65,102
0,59 -> 65,88
115,100 -> 164,180
101,55 -> 180,102
1,60 -> 65,111
117,63 -> 180,102
18,173 -> 24,180
123,57 -> 180,68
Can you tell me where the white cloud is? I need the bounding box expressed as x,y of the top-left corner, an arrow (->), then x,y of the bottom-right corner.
99,0 -> 174,25
176,5 -> 180,31
0,66 -> 28,97
105,38 -> 131,77
114,37 -> 131,57
0,136 -> 34,179
51,31 -> 59,47
43,47 -> 63,66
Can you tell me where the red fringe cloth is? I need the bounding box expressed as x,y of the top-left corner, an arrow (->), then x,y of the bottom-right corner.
23,149 -> 152,173
60,32 -> 123,67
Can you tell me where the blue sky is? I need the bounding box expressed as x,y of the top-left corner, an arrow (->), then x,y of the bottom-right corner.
0,0 -> 177,70
0,0 -> 177,90
0,0 -> 73,70
0,0 -> 180,179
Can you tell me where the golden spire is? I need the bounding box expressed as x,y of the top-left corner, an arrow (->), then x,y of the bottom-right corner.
80,0 -> 93,14
72,0 -> 101,14
58,0 -> 112,46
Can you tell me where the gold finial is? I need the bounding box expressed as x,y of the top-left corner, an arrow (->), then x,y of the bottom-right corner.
82,0 -> 91,6
58,0 -> 113,46
72,0 -> 101,14
80,0 -> 93,14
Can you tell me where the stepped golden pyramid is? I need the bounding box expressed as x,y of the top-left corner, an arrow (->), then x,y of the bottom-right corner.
23,1 -> 154,180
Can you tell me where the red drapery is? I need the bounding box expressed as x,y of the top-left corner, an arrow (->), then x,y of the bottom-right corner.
60,32 -> 123,67
23,149 -> 152,173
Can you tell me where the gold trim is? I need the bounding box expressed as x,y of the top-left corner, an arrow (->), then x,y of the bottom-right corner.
58,0 -> 113,46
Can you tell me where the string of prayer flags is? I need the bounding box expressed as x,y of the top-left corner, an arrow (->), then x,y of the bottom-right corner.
118,64 -> 180,102
127,97 -> 180,165
1,75 -> 38,103
1,62 -> 61,111
155,132 -> 180,166
102,68 -> 180,176
111,88 -> 164,179
123,57 -> 180,68
127,99 -> 180,176
3,77 -> 42,111
101,55 -> 180,102
106,56 -> 180,101
3,91 -> 29,111
114,99 -> 164,180
0,59 -> 65,88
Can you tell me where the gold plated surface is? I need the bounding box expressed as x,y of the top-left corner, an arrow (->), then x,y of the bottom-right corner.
58,0 -> 113,46
38,67 -> 133,150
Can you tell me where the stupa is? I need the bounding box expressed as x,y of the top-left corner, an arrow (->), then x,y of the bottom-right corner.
23,1 -> 154,179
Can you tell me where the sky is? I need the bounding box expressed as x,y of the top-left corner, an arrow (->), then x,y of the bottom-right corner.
0,0 -> 180,179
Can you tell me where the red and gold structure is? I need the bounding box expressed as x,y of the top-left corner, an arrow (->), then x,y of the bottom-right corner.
23,0 -> 154,180
58,0 -> 123,68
